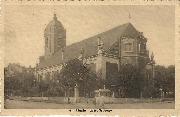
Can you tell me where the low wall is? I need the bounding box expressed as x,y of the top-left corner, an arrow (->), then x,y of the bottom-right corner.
22,97 -> 91,103
10,96 -> 174,104
113,98 -> 174,104
9,96 -> 27,101
50,97 -> 94,103
94,97 -> 174,104
96,97 -> 114,104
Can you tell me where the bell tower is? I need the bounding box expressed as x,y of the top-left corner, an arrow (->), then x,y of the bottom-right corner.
44,14 -> 66,59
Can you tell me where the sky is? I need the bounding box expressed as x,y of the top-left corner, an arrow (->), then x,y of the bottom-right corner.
4,5 -> 175,67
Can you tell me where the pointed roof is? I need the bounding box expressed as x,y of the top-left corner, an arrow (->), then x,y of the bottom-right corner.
44,14 -> 64,36
38,23 -> 140,69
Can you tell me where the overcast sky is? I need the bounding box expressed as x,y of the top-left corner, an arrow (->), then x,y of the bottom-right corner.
4,5 -> 175,67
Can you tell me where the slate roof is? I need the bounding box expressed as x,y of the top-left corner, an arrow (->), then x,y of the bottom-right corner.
38,22 -> 140,69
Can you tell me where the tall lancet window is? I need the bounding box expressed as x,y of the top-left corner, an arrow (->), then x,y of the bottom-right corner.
49,40 -> 51,53
58,35 -> 62,47
46,37 -> 48,47
139,42 -> 145,53
139,43 -> 141,53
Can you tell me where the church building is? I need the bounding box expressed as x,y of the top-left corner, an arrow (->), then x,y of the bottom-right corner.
36,14 -> 155,90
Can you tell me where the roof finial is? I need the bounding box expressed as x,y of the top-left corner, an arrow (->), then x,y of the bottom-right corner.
78,47 -> 84,60
81,47 -> 84,55
129,12 -> 131,22
54,14 -> 57,20
151,52 -> 154,61
97,37 -> 104,55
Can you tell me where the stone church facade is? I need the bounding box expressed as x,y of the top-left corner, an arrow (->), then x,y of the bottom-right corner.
36,14 -> 155,89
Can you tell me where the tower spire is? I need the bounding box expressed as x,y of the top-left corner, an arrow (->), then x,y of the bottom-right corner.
54,14 -> 57,20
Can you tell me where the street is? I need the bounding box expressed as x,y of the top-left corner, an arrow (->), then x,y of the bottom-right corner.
4,99 -> 175,109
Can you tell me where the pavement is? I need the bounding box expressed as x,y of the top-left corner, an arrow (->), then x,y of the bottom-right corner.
4,99 -> 175,109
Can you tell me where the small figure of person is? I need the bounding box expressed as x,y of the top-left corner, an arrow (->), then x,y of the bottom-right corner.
86,94 -> 89,103
93,97 -> 96,106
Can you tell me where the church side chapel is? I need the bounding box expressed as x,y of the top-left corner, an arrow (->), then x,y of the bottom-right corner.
36,14 -> 155,98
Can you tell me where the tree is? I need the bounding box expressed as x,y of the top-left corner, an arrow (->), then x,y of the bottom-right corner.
165,65 -> 175,97
153,65 -> 175,98
105,71 -> 121,97
4,63 -> 36,97
4,65 -> 22,97
57,59 -> 98,98
21,67 -> 36,97
120,64 -> 143,98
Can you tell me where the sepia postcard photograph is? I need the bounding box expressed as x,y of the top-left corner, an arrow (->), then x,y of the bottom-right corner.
1,3 -> 178,115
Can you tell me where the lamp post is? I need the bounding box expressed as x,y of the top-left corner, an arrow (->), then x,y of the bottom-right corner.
74,72 -> 83,103
33,79 -> 36,97
68,86 -> 71,104
67,82 -> 70,104
57,80 -> 59,96
34,79 -> 36,87
159,88 -> 162,99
